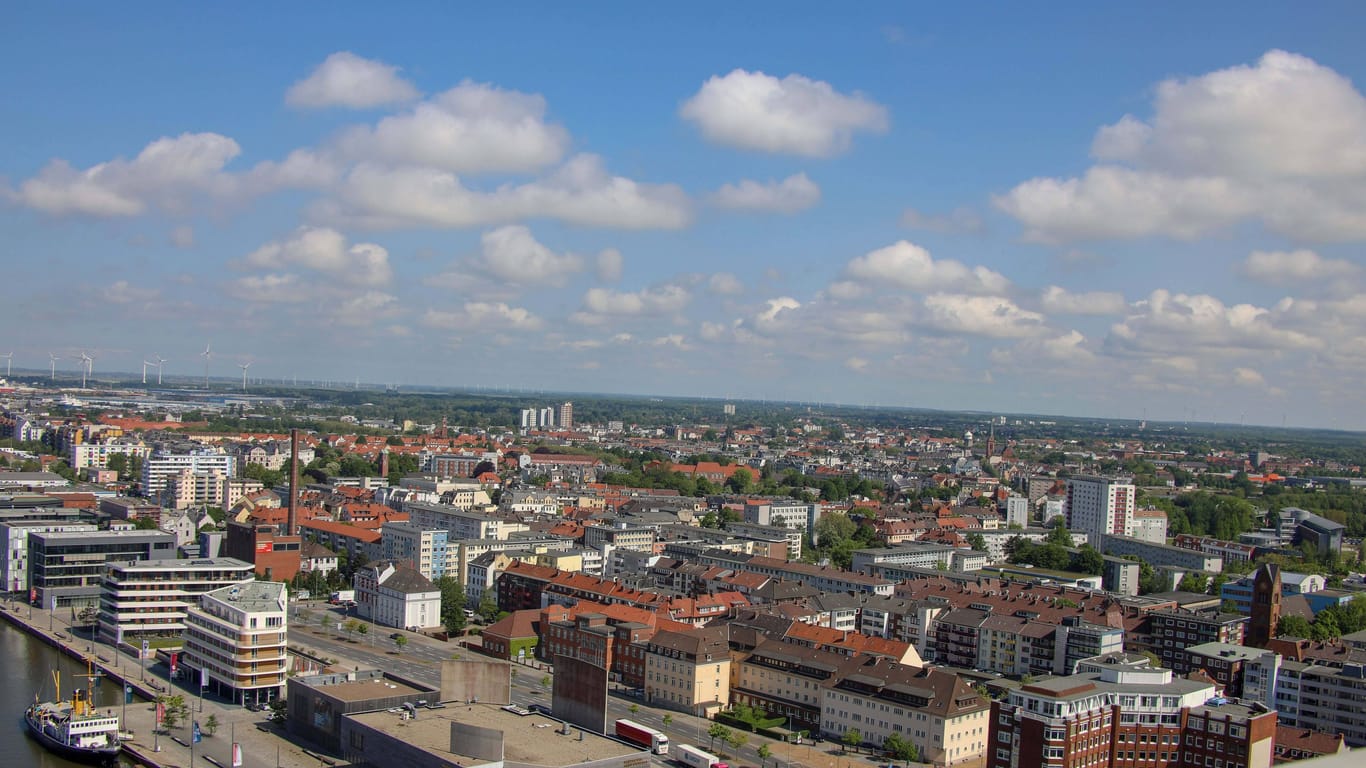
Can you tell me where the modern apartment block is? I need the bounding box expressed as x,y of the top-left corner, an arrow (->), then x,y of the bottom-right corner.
0,521 -> 97,594
140,449 -> 237,498
1276,659 -> 1366,746
987,653 -> 1275,768
1146,610 -> 1249,673
96,557 -> 254,646
182,580 -> 288,706
380,522 -> 450,580
743,500 -> 820,532
1065,475 -> 1136,545
403,501 -> 524,541
28,529 -> 176,608
69,439 -> 149,470
1103,535 -> 1224,573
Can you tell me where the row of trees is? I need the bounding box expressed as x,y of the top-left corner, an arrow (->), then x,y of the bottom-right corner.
1278,599 -> 1366,641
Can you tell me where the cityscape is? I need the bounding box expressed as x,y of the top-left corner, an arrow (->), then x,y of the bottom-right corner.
3,5 -> 1365,768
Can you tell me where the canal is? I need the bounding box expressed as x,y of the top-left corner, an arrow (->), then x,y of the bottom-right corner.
1,617 -> 138,767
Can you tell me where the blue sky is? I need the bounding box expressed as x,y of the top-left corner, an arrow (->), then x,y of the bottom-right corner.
4,3 -> 1366,428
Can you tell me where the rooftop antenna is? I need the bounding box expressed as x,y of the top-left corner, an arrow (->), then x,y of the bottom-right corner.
155,355 -> 167,386
201,343 -> 212,389
0,352 -> 10,378
48,352 -> 60,381
239,361 -> 252,392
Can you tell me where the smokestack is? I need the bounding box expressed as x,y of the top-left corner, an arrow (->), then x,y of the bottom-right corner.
380,449 -> 390,479
288,428 -> 299,537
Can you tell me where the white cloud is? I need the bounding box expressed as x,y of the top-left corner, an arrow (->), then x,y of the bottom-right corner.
7,133 -> 241,216
596,249 -> 623,282
580,284 -> 691,317
286,51 -> 420,109
1108,289 -> 1322,354
1040,285 -> 1127,316
844,356 -> 870,372
470,225 -> 584,285
242,227 -> 392,285
680,69 -> 888,157
422,302 -> 542,331
316,154 -> 691,230
1242,249 -> 1359,282
999,51 -> 1366,242
710,173 -> 820,213
899,206 -> 985,234
335,81 -> 569,173
103,280 -> 160,305
919,294 -> 1047,338
844,240 -> 1010,294
708,273 -> 744,295
652,334 -> 690,350
1232,367 -> 1266,387
754,297 -> 802,332
225,274 -> 306,303
169,225 -> 195,249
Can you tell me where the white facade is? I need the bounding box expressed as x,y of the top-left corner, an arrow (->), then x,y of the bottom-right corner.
353,561 -> 441,630
1130,510 -> 1169,544
0,521 -> 97,593
141,451 -> 237,498
1065,476 -> 1135,545
70,440 -> 149,470
182,581 -> 288,705
97,557 -> 254,644
1006,496 -> 1031,528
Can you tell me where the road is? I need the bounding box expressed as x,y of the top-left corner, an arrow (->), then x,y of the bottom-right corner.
289,603 -> 879,768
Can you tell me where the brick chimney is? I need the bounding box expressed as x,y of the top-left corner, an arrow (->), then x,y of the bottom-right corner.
288,428 -> 299,537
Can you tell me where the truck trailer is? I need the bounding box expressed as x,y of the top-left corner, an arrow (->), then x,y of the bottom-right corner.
614,719 -> 670,755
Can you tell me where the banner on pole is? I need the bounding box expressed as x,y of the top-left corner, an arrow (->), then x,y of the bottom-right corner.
232,742 -> 243,767
169,651 -> 178,676
200,666 -> 208,689
125,684 -> 133,704
192,721 -> 202,744
155,702 -> 164,726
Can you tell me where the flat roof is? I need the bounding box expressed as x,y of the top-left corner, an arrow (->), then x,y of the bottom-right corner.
348,704 -> 641,766
317,676 -> 427,703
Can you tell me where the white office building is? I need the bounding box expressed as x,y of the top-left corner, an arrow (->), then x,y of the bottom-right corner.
141,450 -> 237,498
0,521 -> 97,594
97,557 -> 254,645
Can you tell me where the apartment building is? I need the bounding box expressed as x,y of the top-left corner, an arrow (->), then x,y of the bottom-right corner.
732,638 -> 845,734
852,542 -> 961,574
820,655 -> 990,766
1130,509 -> 1169,544
1182,643 -> 1281,709
97,557 -> 254,645
140,449 -> 236,497
695,550 -> 896,596
0,521 -> 97,593
644,626 -> 731,717
987,653 -> 1275,768
1065,476 -> 1136,545
583,522 -> 656,554
163,470 -> 262,510
1275,652 -> 1366,747
380,522 -> 450,580
542,607 -> 667,687
1145,610 -> 1249,673
726,521 -> 804,560
28,529 -> 176,608
353,561 -> 440,630
1103,535 -> 1224,573
182,581 -> 288,706
744,500 -> 820,532
69,439 -> 149,470
403,501 -> 525,540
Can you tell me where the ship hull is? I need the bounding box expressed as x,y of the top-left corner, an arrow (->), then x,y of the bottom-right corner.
25,712 -> 122,764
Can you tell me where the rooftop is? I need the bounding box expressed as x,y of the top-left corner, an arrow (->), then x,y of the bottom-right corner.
203,580 -> 286,613
346,703 -> 639,766
304,674 -> 428,703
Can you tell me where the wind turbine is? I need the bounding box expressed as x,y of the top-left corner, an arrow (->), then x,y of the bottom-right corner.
0,352 -> 10,378
239,361 -> 252,392
142,358 -> 154,385
48,353 -> 60,381
154,356 -> 167,386
200,343 -> 212,389
79,351 -> 93,389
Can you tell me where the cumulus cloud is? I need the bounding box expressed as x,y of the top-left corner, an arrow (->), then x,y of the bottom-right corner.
708,272 -> 744,295
469,225 -> 584,285
680,69 -> 888,157
241,227 -> 392,285
1040,285 -> 1127,316
225,273 -> 306,303
103,280 -> 160,305
754,297 -> 802,332
710,173 -> 820,213
286,51 -> 420,109
579,284 -> 691,318
1242,249 -> 1359,282
315,154 -> 691,230
919,294 -> 1047,338
844,240 -> 1010,294
334,81 -> 569,173
998,51 -> 1366,242
1108,289 -> 1322,355
7,133 -> 241,216
422,302 -> 541,331
844,356 -> 870,372
899,206 -> 985,235
1232,367 -> 1267,387
169,225 -> 195,249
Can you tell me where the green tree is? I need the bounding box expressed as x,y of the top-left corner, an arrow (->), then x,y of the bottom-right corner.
842,728 -> 863,754
343,618 -> 360,641
758,744 -> 772,768
357,622 -> 369,642
1177,572 -> 1209,593
708,723 -> 730,753
662,714 -> 673,729
1045,519 -> 1074,547
204,714 -> 219,737
393,635 -> 408,654
629,703 -> 639,716
437,576 -> 468,634
478,587 -> 500,621
1072,545 -> 1104,575
967,533 -> 987,552
1277,615 -> 1313,638
726,731 -> 748,755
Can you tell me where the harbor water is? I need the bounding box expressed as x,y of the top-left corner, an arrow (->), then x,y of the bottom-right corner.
1,616 -> 136,767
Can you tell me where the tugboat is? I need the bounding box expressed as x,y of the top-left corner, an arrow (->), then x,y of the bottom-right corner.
24,661 -> 122,764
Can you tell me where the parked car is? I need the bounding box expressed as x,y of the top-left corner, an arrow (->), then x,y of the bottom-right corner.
390,632 -> 403,640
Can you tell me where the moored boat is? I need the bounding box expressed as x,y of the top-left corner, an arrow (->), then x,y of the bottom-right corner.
23,662 -> 121,764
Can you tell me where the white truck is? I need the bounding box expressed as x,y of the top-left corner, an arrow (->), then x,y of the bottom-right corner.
330,590 -> 355,604
675,744 -> 727,768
